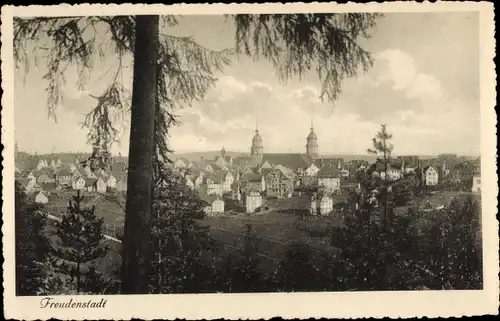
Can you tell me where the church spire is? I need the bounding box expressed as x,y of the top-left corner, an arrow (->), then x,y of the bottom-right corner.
256,120 -> 259,133
310,116 -> 314,131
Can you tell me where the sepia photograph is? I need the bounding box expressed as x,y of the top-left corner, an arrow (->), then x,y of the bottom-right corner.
2,2 -> 498,320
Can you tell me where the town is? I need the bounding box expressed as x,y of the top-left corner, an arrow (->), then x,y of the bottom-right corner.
15,121 -> 481,242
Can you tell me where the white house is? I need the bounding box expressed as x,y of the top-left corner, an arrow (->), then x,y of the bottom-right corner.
319,195 -> 333,216
72,176 -> 86,190
206,181 -> 223,196
423,165 -> 439,186
106,175 -> 117,189
96,177 -> 108,194
317,166 -> 341,193
35,191 -> 49,204
220,172 -> 234,194
245,191 -> 263,214
56,168 -> 73,185
212,197 -> 225,214
471,175 -> 481,192
200,195 -> 225,216
304,163 -> 320,177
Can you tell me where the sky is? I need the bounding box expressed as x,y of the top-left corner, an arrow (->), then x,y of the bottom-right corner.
14,12 -> 480,156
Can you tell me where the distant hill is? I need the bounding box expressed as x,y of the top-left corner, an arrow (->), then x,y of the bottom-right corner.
171,151 -> 248,162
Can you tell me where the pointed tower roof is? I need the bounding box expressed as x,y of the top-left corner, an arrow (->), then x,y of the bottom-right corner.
252,121 -> 263,144
307,116 -> 317,140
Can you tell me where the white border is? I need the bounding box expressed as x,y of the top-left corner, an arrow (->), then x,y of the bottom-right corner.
2,2 -> 498,320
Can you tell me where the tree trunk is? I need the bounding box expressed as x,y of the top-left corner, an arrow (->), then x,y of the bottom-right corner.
121,15 -> 159,294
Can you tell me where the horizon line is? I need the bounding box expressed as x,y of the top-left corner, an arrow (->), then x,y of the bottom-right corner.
17,149 -> 480,158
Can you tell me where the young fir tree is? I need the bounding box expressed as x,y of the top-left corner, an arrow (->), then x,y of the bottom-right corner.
52,191 -> 108,294
367,124 -> 394,229
15,181 -> 50,296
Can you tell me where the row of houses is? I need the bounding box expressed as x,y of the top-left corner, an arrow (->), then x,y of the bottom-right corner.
15,160 -> 128,196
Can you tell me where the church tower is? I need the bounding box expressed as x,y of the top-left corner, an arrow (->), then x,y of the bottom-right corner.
251,121 -> 264,158
306,116 -> 319,159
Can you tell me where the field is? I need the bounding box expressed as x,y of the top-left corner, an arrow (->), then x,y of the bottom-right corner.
203,195 -> 345,266
41,189 -> 481,273
44,192 -> 125,237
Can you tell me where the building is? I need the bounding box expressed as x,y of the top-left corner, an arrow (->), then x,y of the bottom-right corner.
35,191 -> 49,204
200,194 -> 225,216
371,159 -> 403,181
241,172 -> 266,193
306,117 -> 319,159
214,146 -> 233,168
85,177 -> 98,192
471,175 -> 481,192
37,173 -> 55,184
245,191 -> 263,214
72,176 -> 86,190
317,165 -> 341,193
106,175 -> 117,189
96,177 -> 108,194
205,174 -> 223,196
265,167 -> 294,199
214,170 -> 234,194
318,194 -> 333,216
250,123 -> 264,160
56,168 -> 73,185
423,165 -> 439,186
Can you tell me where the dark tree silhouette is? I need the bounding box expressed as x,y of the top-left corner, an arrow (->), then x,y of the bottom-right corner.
15,182 -> 50,296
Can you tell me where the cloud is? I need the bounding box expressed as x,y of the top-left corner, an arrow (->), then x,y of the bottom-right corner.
169,47 -> 479,156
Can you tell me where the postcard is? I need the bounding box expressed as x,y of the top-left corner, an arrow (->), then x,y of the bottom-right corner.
1,2 -> 498,320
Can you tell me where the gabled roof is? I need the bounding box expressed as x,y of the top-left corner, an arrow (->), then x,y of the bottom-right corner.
34,167 -> 55,177
423,165 -> 438,173
261,168 -> 273,178
85,177 -> 98,186
317,165 -> 341,178
232,156 -> 250,168
261,153 -> 313,171
242,172 -> 263,183
39,182 -> 57,191
56,168 -> 73,177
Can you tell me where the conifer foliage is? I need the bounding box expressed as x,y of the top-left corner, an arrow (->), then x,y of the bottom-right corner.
15,182 -> 50,296
51,191 -> 108,294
